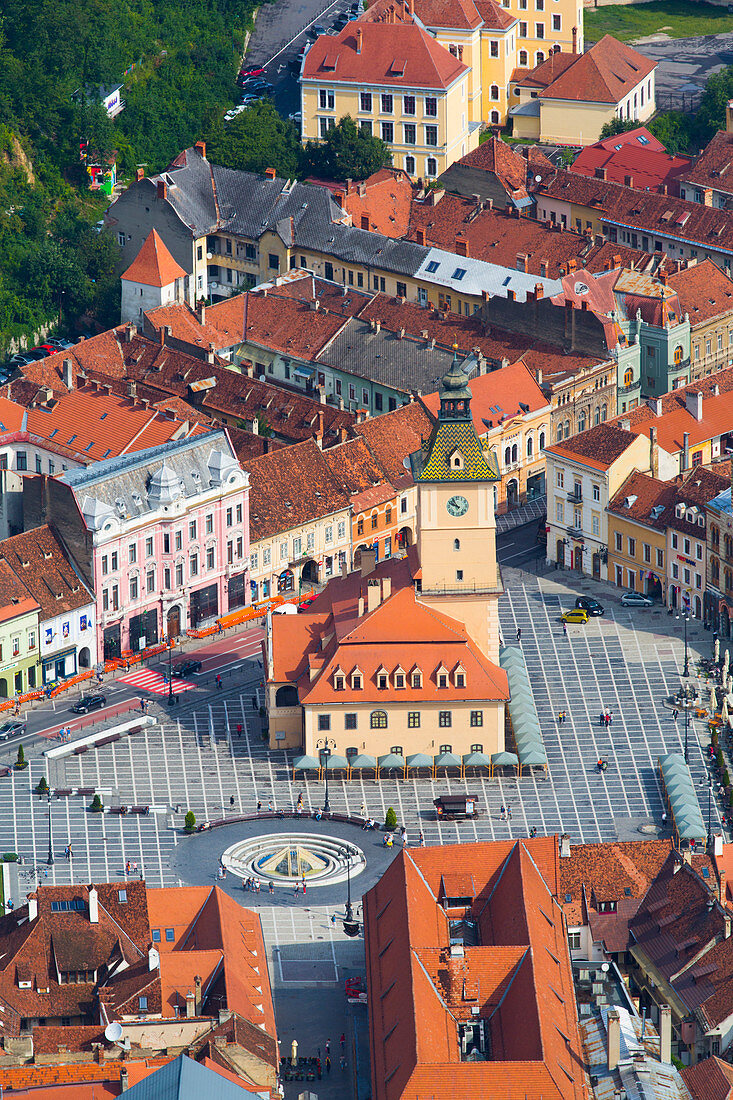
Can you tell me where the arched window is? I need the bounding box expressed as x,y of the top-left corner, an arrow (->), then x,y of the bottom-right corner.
490,84 -> 499,100
556,424 -> 563,443
564,420 -> 570,439
624,367 -> 634,386
578,410 -> 586,433
511,443 -> 518,462
470,743 -> 483,753
454,538 -> 460,551
526,435 -> 533,457
519,50 -> 528,66
539,430 -> 545,450
674,345 -> 684,364
601,403 -> 607,421
490,110 -> 500,124
504,446 -> 511,465
370,710 -> 388,729
536,50 -> 545,64
594,406 -> 600,426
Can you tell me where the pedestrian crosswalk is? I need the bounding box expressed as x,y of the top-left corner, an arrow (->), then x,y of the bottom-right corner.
118,668 -> 195,695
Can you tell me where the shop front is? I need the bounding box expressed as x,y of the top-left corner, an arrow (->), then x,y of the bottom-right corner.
190,583 -> 218,627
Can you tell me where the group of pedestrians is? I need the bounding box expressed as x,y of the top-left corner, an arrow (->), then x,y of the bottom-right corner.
125,859 -> 139,875
599,709 -> 613,728
243,877 -> 261,893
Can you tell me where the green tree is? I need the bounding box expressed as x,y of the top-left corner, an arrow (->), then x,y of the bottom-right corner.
15,744 -> 25,769
301,116 -> 391,181
385,806 -> 397,829
695,66 -> 733,146
91,793 -> 104,812
599,117 -> 639,139
36,776 -> 49,795
184,810 -> 196,832
206,102 -> 301,178
647,110 -> 697,156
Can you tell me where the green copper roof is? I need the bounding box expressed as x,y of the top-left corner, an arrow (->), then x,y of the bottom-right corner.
417,420 -> 499,482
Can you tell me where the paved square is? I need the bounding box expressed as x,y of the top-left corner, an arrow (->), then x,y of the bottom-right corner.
119,669 -> 196,695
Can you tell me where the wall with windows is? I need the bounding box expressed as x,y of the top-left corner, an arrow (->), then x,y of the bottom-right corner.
300,72 -> 477,180
690,315 -> 733,382
0,606 -> 41,700
249,508 -> 352,603
549,364 -> 616,446
606,515 -> 666,600
667,512 -> 707,617
479,411 -> 550,514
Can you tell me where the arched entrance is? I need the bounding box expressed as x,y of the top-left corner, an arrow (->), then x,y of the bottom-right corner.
277,569 -> 294,594
167,605 -> 181,639
645,573 -> 663,600
573,546 -> 583,571
0,679 -> 7,699
79,647 -> 90,668
592,552 -> 601,580
669,585 -> 678,610
556,539 -> 565,568
275,685 -> 298,707
301,559 -> 319,584
694,595 -> 702,619
507,479 -> 518,509
722,605 -> 731,639
398,527 -> 412,550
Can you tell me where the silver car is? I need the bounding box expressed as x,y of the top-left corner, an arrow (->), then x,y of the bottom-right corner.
620,591 -> 654,607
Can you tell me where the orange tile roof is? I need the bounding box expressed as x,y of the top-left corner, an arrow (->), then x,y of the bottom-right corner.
340,169 -> 413,238
303,22 -> 467,90
421,359 -> 548,434
0,525 -> 92,620
544,422 -> 638,471
351,399 -> 435,488
245,439 -> 351,540
608,367 -> 733,454
682,130 -> 733,195
668,259 -> 733,328
0,559 -> 39,624
682,1055 -> 733,1100
121,230 -> 187,288
145,302 -> 226,350
0,1059 -> 170,1094
454,136 -> 528,190
364,840 -> 588,1100
521,36 -> 655,105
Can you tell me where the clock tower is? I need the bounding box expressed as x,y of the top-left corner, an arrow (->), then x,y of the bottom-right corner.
411,355 -> 502,661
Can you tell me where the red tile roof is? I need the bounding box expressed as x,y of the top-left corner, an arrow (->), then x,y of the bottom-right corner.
244,439 -> 351,541
121,230 -> 187,288
570,135 -> 691,195
518,36 -> 655,105
544,422 -> 639,471
455,136 -> 528,190
0,560 -> 39,624
350,399 -> 435,488
682,130 -> 733,195
668,259 -> 733,327
608,366 -> 733,455
338,169 -> 414,237
0,526 -> 92,620
302,21 -> 467,89
364,840 -> 588,1100
558,838 -> 675,926
322,435 -> 395,512
421,358 -> 548,435
682,1055 -> 733,1100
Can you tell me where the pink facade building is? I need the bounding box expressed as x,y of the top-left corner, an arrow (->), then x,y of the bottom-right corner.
24,431 -> 249,659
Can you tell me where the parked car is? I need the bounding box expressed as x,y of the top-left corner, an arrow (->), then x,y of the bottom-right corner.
173,659 -> 202,677
561,608 -> 589,624
25,348 -> 50,361
240,95 -> 262,106
8,353 -> 31,366
309,22 -> 327,36
48,338 -> 75,350
298,597 -> 315,612
239,66 -> 265,79
0,719 -> 26,741
620,591 -> 654,607
333,15 -> 348,29
225,105 -> 247,120
71,692 -> 107,714
575,596 -> 604,616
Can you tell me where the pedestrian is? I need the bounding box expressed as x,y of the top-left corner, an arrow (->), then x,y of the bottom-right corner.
326,1040 -> 331,1057
251,695 -> 257,709
132,861 -> 138,874
216,674 -> 222,690
507,806 -> 512,820
230,795 -> 235,807
302,878 -> 306,894
269,880 -> 274,895
340,1033 -> 346,1052
216,621 -> 223,634
140,698 -> 145,713
257,800 -> 262,812
126,860 -> 131,875
516,627 -> 522,644
500,805 -> 506,820
340,1055 -> 347,1071
607,712 -> 613,728
672,708 -> 679,720
294,881 -> 299,896
419,830 -> 425,846
325,1056 -> 331,1074
562,621 -> 567,636
360,803 -> 366,817
255,879 -> 260,894
268,799 -> 273,812
237,723 -> 242,738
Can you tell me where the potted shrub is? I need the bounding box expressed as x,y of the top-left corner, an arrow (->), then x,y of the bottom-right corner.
184,810 -> 196,833
15,745 -> 27,770
90,794 -> 103,813
385,807 -> 397,830
36,777 -> 49,796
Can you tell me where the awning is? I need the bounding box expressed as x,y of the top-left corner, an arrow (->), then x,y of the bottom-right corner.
321,753 -> 349,770
292,754 -> 319,771
491,751 -> 519,767
378,753 -> 405,769
501,646 -> 547,769
294,365 -> 314,378
348,754 -> 377,771
462,751 -> 491,768
659,753 -> 706,843
434,751 -> 461,769
406,753 -> 433,768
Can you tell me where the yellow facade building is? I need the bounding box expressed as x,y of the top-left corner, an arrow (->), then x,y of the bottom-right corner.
264,359 -> 510,759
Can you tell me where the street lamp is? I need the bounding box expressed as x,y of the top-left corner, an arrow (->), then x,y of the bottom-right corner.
167,633 -> 175,708
46,791 -> 54,866
676,607 -> 691,679
676,684 -> 696,764
702,775 -> 713,848
316,737 -> 333,812
343,844 -> 360,937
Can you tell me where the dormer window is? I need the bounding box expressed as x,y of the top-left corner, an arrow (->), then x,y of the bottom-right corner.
377,667 -> 389,689
676,503 -> 685,518
394,667 -> 405,689
448,448 -> 464,470
454,666 -> 466,688
436,665 -> 449,689
335,675 -> 344,691
411,668 -> 422,689
351,669 -> 363,690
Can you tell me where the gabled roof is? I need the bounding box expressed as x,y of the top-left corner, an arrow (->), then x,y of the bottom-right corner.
302,21 -> 467,89
570,131 -> 690,195
0,559 -> 39,624
519,36 -> 655,105
0,526 -> 92,620
544,422 -> 640,471
245,439 -> 350,541
607,470 -> 674,529
682,1055 -> 733,1100
682,130 -> 733,195
421,359 -> 548,436
125,1054 -> 262,1098
121,230 -> 186,288
668,259 -> 733,327
351,399 -> 436,489
453,136 -> 528,191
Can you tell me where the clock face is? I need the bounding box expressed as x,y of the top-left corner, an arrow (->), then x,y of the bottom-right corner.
446,495 -> 469,518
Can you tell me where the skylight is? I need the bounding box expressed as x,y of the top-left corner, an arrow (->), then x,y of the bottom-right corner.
426,261 -> 440,273
452,267 -> 467,280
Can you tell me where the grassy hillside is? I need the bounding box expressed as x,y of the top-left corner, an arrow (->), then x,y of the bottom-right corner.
585,1 -> 733,43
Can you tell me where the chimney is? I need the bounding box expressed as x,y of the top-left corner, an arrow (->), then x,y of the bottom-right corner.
713,382 -> 720,396
194,140 -> 206,158
685,390 -> 703,421
367,581 -> 380,613
265,167 -> 276,179
157,180 -> 167,200
620,418 -> 631,431
594,167 -> 607,181
560,834 -> 571,858
120,1067 -> 129,1092
358,595 -> 365,617
194,975 -> 202,1014
534,283 -> 544,300
186,990 -> 195,1018
381,576 -> 392,602
720,867 -> 727,907
136,167 -> 144,182
62,358 -> 73,390
341,559 -> 348,578
126,379 -> 137,399
333,190 -> 344,209
607,1008 -> 621,1072
126,323 -> 137,343
89,886 -> 99,924
647,396 -> 662,416
507,289 -> 515,301
572,25 -> 577,53
682,430 -> 690,472
650,425 -> 659,478
27,893 -> 38,922
624,174 -> 633,188
659,1005 -> 672,1065
356,27 -> 363,52
206,345 -> 215,364
196,302 -> 206,325
726,911 -> 732,939
415,227 -> 426,246
455,236 -> 469,257
703,188 -> 713,207
360,547 -> 377,578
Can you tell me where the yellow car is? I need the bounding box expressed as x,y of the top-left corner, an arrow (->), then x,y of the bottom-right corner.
561,608 -> 589,624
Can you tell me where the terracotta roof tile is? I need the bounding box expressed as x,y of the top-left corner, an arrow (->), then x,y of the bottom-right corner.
570,131 -> 691,195
121,230 -> 187,288
608,366 -> 733,455
0,526 -> 91,620
421,358 -> 548,434
303,21 -> 467,89
607,471 -> 675,528
339,169 -> 413,238
558,838 -> 674,926
244,439 -> 350,541
682,130 -> 733,195
523,36 -> 655,105
668,259 -> 733,327
682,1055 -> 733,1100
544,422 -> 638,470
454,136 -> 528,190
351,400 -> 435,488
0,560 -> 39,624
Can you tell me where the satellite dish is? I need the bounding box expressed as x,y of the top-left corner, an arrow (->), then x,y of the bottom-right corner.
104,1021 -> 123,1043
535,174 -> 542,182
600,963 -> 610,973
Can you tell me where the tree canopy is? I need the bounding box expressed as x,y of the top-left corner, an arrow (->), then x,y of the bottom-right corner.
599,118 -> 640,139
301,116 -> 391,181
206,103 -> 302,178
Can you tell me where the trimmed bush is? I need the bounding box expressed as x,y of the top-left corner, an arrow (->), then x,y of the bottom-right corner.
717,749 -> 725,769
15,744 -> 26,770
90,794 -> 103,813
385,807 -> 397,830
184,810 -> 196,832
36,777 -> 49,795
725,769 -> 731,789
2,853 -> 18,862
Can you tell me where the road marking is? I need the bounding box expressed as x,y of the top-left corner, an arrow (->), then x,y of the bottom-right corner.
119,669 -> 195,695
254,0 -> 346,71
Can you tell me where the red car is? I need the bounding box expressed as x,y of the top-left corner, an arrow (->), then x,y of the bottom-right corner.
239,66 -> 264,79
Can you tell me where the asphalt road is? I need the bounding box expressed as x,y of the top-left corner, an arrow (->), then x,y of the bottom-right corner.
497,517 -> 547,572
240,0 -> 362,122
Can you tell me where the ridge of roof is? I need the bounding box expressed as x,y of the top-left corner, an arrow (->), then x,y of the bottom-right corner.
122,230 -> 187,288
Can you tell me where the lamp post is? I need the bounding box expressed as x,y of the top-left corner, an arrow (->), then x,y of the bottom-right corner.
316,737 -> 333,812
167,632 -> 175,708
676,606 -> 690,679
46,791 -> 53,866
677,684 -> 696,764
703,775 -> 713,848
342,844 -> 360,937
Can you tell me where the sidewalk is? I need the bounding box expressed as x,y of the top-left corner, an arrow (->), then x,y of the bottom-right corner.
496,496 -> 546,535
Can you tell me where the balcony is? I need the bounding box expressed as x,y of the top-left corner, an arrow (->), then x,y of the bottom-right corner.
567,490 -> 583,503
566,525 -> 584,539
619,378 -> 641,395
